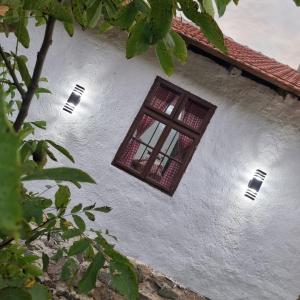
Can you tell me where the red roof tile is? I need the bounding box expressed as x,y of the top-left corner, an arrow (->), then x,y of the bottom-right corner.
172,19 -> 300,97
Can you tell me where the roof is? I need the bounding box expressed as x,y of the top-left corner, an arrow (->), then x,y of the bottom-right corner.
172,19 -> 300,97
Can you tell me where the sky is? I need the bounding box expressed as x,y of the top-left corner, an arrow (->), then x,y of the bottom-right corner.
216,0 -> 300,70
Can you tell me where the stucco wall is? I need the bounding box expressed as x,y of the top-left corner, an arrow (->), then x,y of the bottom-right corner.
3,23 -> 300,300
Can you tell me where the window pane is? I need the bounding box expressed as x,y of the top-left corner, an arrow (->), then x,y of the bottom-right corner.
148,85 -> 179,115
138,115 -> 166,148
146,130 -> 193,189
160,130 -> 193,162
117,114 -> 165,172
148,156 -> 181,189
177,99 -> 208,130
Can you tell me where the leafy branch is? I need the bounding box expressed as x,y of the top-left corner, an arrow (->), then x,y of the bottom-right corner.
0,46 -> 26,97
13,16 -> 56,132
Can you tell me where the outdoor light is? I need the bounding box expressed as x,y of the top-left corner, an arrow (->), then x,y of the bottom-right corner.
245,169 -> 267,200
63,84 -> 85,114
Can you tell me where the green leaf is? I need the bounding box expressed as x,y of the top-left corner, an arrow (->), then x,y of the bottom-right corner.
44,1 -> 73,23
15,19 -> 30,48
52,248 -> 64,261
61,258 -> 78,281
46,140 -> 75,163
31,120 -> 46,130
203,0 -> 215,16
110,259 -> 138,300
15,55 -> 31,87
19,220 -> 33,240
0,89 -> 21,235
293,0 -> 300,5
96,234 -> 138,300
85,0 -> 98,8
85,244 -> 95,260
23,0 -> 50,10
134,0 -> 150,13
114,2 -> 138,30
42,253 -> 49,272
29,283 -> 50,300
78,252 -> 105,294
98,22 -> 112,33
71,203 -> 82,213
72,0 -> 88,27
22,196 -> 52,225
18,126 -> 34,140
214,0 -> 231,17
73,214 -> 86,231
85,211 -> 95,221
149,0 -> 174,42
64,22 -> 74,37
94,206 -> 112,213
55,185 -> 71,209
47,149 -> 57,161
83,203 -> 96,211
170,31 -> 187,63
22,167 -> 95,184
35,87 -> 51,94
87,0 -> 102,28
155,40 -> 174,76
68,239 -> 90,256
178,0 -> 226,52
32,140 -> 48,167
63,228 -> 82,240
0,288 -> 31,300
195,12 -> 226,53
126,18 -> 151,59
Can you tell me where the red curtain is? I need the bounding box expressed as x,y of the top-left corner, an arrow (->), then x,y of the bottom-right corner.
120,90 -> 175,167
182,102 -> 204,129
159,113 -> 195,189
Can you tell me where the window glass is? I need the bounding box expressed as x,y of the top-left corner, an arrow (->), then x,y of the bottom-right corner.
148,85 -> 179,115
119,114 -> 165,173
147,130 -> 193,188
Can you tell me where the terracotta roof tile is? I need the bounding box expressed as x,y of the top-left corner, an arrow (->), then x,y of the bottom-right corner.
172,19 -> 300,97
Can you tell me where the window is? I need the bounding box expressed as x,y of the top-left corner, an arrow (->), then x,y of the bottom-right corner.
112,77 -> 216,195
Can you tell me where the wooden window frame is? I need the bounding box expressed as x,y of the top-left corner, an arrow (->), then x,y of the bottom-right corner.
112,76 -> 217,196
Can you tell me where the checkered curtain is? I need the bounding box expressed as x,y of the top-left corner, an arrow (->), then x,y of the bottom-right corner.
182,102 -> 204,129
159,113 -> 195,189
120,90 -> 175,167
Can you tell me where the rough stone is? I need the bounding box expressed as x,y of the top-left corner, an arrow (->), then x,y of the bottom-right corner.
92,283 -> 123,300
157,284 -> 179,299
98,268 -> 112,286
36,240 -> 206,300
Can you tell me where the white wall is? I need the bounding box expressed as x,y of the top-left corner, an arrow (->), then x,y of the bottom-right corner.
3,23 -> 300,300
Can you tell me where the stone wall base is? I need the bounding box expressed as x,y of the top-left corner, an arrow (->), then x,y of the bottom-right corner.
31,240 -> 209,300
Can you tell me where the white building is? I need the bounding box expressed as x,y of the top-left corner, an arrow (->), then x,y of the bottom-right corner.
4,18 -> 300,300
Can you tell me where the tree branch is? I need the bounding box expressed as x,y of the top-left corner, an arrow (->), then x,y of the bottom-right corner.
0,79 -> 17,87
0,46 -> 26,98
0,238 -> 13,249
0,217 -> 55,249
13,16 -> 56,132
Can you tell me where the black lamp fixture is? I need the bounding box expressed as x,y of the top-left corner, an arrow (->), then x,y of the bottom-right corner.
63,84 -> 85,114
245,169 -> 267,200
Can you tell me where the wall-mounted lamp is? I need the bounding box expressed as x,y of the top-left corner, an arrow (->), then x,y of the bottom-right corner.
63,84 -> 85,114
245,169 -> 267,200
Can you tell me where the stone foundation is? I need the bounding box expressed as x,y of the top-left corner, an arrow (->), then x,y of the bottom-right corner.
31,240 -> 209,300
45,259 -> 209,300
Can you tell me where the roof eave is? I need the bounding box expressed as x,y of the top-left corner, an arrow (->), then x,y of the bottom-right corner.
174,30 -> 300,98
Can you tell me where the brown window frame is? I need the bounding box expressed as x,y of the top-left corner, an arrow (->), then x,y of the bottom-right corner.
112,76 -> 217,196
